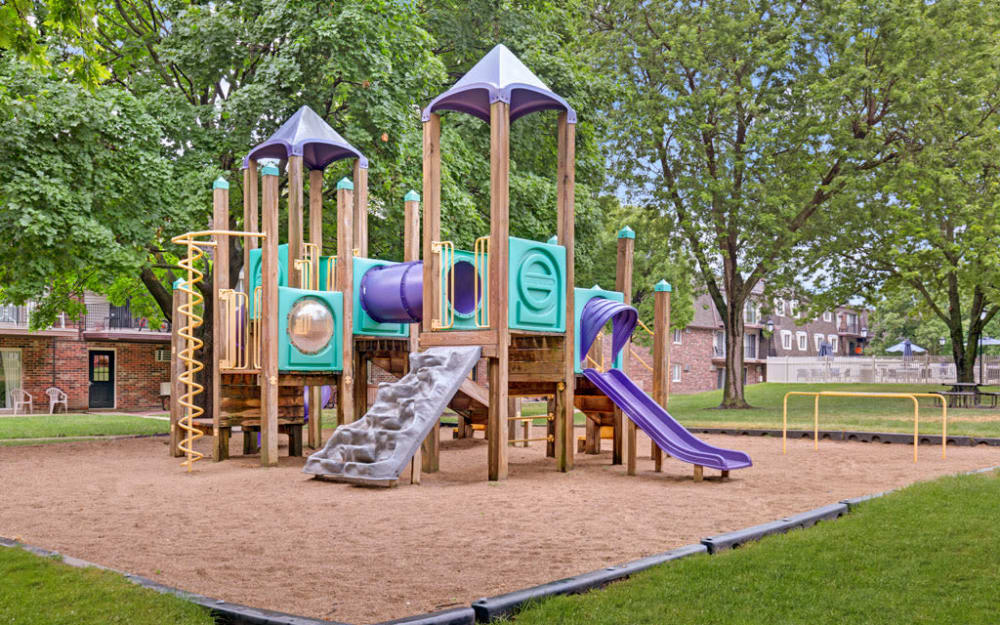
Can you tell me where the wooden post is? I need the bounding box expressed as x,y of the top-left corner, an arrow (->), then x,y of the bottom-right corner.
556,112 -> 576,473
353,161 -> 369,258
336,178 -> 355,428
546,396 -> 556,458
617,226 -> 635,475
242,161 -> 259,281
169,284 -> 184,457
421,114 -> 442,336
406,191 -> 439,473
487,101 -> 510,481
211,177 -> 230,461
307,168 -> 324,448
652,280 -> 671,472
260,164 -> 281,466
353,350 -> 367,422
287,156 -> 304,288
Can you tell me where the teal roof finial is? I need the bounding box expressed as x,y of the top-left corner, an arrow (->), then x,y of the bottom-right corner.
337,177 -> 354,190
213,176 -> 229,190
654,280 -> 672,292
261,163 -> 280,176
404,190 -> 420,202
617,225 -> 635,239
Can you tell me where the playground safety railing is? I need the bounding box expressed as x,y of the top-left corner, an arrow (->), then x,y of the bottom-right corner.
218,289 -> 249,370
171,229 -> 266,472
294,242 -> 320,290
782,391 -> 948,463
474,236 -> 490,328
431,240 -> 455,330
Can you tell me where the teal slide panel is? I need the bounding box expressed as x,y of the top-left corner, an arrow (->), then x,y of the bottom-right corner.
278,286 -> 344,372
248,244 -> 289,317
354,257 -> 409,337
508,236 -> 566,333
441,248 -> 486,331
573,286 -> 625,373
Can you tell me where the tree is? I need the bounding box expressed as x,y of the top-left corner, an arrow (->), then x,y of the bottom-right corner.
0,0 -> 107,85
0,56 -> 199,328
590,0 -> 968,407
810,1 -> 1000,382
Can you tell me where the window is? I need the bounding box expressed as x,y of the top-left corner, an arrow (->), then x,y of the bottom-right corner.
823,311 -> 832,322
672,329 -> 682,345
672,364 -> 682,383
796,331 -> 808,351
743,301 -> 759,324
790,300 -> 801,319
744,334 -> 758,359
775,299 -> 785,317
0,348 -> 23,410
828,334 -> 839,353
155,348 -> 170,363
713,331 -> 725,358
781,330 -> 792,350
814,334 -> 824,353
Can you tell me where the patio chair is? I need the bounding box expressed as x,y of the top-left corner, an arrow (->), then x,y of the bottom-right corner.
45,387 -> 68,414
12,388 -> 32,415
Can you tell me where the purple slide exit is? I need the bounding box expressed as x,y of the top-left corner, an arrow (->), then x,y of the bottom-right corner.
583,368 -> 752,471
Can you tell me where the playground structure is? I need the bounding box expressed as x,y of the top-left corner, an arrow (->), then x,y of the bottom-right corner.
782,391 -> 949,462
169,44 -> 751,484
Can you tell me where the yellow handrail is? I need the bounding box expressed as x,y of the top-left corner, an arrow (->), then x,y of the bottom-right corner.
636,317 -> 655,336
474,236 -> 490,328
630,346 -> 653,372
782,391 -> 948,463
432,240 -> 455,330
170,229 -> 265,471
218,289 -> 249,370
251,286 -> 262,369
325,256 -> 337,291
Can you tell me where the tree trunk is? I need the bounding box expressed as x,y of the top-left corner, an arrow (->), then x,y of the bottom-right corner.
721,294 -> 750,408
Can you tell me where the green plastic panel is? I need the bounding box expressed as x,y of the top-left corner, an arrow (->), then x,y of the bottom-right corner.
508,236 -> 566,333
248,244 -> 289,317
278,286 -> 343,372
573,286 -> 625,374
354,257 -> 409,337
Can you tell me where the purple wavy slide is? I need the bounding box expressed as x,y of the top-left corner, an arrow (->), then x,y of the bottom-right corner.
583,368 -> 752,472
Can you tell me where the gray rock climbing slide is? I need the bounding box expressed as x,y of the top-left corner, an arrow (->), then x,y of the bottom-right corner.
303,346 -> 481,486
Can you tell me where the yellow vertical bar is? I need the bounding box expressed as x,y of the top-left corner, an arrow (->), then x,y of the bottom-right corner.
813,394 -> 819,450
782,393 -> 788,454
913,396 -> 919,463
941,398 -> 947,459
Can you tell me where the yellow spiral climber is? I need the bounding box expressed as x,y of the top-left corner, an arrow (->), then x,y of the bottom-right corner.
171,230 -> 267,472
173,235 -> 213,471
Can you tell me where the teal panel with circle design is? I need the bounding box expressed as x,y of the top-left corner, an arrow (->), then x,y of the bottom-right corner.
278,286 -> 343,372
508,236 -> 566,333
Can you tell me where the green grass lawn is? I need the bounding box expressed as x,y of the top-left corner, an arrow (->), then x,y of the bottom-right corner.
512,469 -> 1000,625
0,546 -> 213,625
0,414 -> 168,440
665,383 -> 1000,438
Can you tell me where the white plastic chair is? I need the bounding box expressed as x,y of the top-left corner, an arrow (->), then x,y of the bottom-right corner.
12,388 -> 32,415
45,387 -> 68,414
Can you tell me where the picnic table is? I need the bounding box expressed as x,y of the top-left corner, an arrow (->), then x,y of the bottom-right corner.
937,382 -> 998,408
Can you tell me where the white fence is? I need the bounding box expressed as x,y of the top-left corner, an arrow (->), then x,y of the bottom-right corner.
766,356 -> 1000,385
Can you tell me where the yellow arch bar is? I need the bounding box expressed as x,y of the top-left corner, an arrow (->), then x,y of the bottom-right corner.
782,391 -> 948,463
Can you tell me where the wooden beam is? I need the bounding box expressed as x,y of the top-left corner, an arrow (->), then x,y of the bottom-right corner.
242,161 -> 258,280
652,282 -> 671,472
211,177 -> 230,461
260,164 -> 280,466
353,349 -> 367,422
308,168 -> 324,448
336,178 -> 355,427
487,100 -> 511,481
556,112 -> 576,473
288,156 -> 304,288
617,228 -> 636,475
353,161 -> 369,258
169,285 -> 184,457
421,114 -> 441,335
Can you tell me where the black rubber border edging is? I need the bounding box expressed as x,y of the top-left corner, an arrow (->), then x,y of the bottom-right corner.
0,537 -> 348,625
469,544 -> 707,622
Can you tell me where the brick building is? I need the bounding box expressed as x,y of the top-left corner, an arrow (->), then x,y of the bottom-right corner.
0,294 -> 170,413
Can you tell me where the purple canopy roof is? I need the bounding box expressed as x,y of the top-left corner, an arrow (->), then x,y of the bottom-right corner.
242,105 -> 368,170
422,44 -> 576,124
